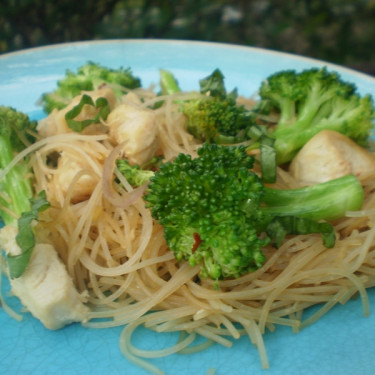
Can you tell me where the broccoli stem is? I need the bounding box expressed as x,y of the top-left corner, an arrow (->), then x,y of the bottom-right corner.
261,174 -> 363,222
274,104 -> 365,165
160,69 -> 181,95
277,97 -> 296,129
0,136 -> 33,225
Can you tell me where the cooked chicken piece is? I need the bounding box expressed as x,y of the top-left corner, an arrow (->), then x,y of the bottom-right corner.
107,98 -> 159,165
51,151 -> 97,204
0,227 -> 89,330
0,225 -> 22,255
289,130 -> 375,185
37,87 -> 117,137
121,91 -> 142,105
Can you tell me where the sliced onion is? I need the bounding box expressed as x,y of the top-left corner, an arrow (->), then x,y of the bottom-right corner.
102,141 -> 147,209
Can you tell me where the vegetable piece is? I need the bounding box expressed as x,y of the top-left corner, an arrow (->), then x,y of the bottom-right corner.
0,106 -> 37,224
7,191 -> 50,278
262,174 -> 363,222
265,216 -> 335,248
144,143 -> 268,280
159,69 -> 181,95
41,62 -> 141,113
257,67 -> 375,164
160,69 -> 257,144
120,143 -> 363,280
65,94 -> 110,132
116,158 -> 155,187
0,106 -> 50,278
37,88 -> 117,138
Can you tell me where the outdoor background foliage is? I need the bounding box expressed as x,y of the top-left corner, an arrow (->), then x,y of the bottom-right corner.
1,0 -> 375,75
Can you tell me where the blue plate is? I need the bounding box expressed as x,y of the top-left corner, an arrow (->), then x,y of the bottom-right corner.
1,40 -> 375,375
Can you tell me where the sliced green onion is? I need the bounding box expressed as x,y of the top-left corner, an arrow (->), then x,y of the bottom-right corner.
260,135 -> 276,183
65,94 -> 110,132
266,216 -> 336,248
7,191 -> 50,278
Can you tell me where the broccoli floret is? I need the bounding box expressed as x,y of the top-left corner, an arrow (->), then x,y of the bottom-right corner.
181,97 -> 254,144
144,144 -> 268,279
258,67 -> 375,164
138,143 -> 364,281
116,156 -> 164,187
116,159 -> 155,187
160,69 -> 257,144
0,106 -> 49,278
42,62 -> 141,113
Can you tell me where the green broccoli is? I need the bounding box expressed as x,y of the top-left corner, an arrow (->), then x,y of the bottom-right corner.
0,106 -> 49,278
0,106 -> 36,224
160,69 -> 257,144
42,61 -> 141,113
116,159 -> 155,187
119,143 -> 364,281
257,67 -> 375,164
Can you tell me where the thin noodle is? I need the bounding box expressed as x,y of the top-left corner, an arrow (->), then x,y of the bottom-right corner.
119,322 -> 164,375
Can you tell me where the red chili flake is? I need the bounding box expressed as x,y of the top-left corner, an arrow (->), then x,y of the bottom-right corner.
192,233 -> 202,253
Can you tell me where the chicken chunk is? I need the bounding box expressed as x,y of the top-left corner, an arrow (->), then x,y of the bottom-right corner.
50,151 -> 97,204
0,227 -> 89,330
37,87 -> 117,137
289,130 -> 375,185
0,225 -> 22,255
107,100 -> 159,165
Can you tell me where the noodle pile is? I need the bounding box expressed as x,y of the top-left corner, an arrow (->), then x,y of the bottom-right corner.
5,87 -> 375,374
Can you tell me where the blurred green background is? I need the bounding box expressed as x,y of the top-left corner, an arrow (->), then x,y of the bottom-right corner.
1,0 -> 375,75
